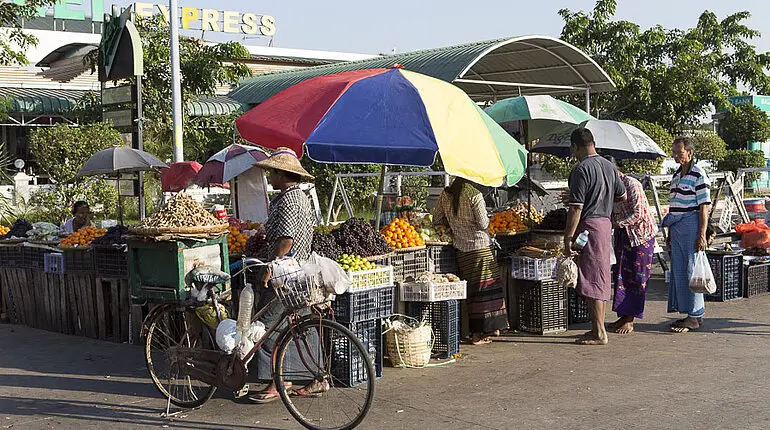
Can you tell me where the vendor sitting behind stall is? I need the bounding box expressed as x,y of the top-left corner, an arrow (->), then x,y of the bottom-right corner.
62,201 -> 94,234
247,147 -> 318,404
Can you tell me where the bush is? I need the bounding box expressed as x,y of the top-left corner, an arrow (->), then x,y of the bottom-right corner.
719,104 -> 770,150
717,149 -> 766,183
538,154 -> 577,179
692,131 -> 727,162
619,120 -> 673,174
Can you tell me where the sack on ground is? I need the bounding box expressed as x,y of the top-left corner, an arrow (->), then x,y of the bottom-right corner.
689,251 -> 717,294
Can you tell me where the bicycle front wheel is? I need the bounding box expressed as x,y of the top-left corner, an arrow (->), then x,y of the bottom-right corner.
145,306 -> 217,408
274,317 -> 376,430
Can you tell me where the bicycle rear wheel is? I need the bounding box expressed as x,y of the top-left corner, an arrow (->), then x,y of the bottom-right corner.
274,317 -> 375,430
145,306 -> 217,408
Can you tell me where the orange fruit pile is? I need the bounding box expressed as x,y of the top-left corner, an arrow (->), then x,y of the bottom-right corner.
60,226 -> 107,247
0,225 -> 9,236
488,210 -> 528,236
380,218 -> 425,249
227,225 -> 248,254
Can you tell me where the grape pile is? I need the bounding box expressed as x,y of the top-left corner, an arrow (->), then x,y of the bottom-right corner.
331,218 -> 392,257
244,224 -> 268,259
311,231 -> 341,260
538,208 -> 568,230
92,225 -> 130,246
2,218 -> 32,239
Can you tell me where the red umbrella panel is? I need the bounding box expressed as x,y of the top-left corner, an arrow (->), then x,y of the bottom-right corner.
160,161 -> 202,192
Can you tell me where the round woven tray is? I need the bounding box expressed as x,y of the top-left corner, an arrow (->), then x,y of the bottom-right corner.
59,246 -> 93,251
128,224 -> 229,236
0,239 -> 27,245
393,245 -> 427,253
494,229 -> 531,237
29,240 -> 61,246
364,252 -> 394,262
531,229 -> 563,234
425,241 -> 451,246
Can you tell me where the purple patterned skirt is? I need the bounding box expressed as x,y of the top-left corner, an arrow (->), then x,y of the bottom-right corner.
612,229 -> 655,318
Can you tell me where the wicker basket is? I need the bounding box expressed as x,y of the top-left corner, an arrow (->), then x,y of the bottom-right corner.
128,224 -> 229,236
384,316 -> 433,368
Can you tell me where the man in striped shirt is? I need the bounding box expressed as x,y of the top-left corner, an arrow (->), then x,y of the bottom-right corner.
661,137 -> 711,333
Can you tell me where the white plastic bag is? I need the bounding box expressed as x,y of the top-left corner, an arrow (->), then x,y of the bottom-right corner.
557,257 -> 578,289
689,252 -> 717,294
308,252 -> 351,295
215,319 -> 239,353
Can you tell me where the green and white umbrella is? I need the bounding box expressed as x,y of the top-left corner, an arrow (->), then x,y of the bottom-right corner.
485,95 -> 594,141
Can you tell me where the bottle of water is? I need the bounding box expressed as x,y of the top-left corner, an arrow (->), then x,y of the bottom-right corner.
574,230 -> 590,249
236,283 -> 254,334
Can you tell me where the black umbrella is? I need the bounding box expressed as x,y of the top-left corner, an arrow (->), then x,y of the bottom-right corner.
76,147 -> 168,177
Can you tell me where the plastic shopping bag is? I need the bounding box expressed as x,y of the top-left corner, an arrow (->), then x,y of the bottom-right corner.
557,257 -> 578,289
689,252 -> 717,294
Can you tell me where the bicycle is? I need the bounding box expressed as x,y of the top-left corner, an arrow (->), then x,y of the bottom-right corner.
142,256 -> 375,430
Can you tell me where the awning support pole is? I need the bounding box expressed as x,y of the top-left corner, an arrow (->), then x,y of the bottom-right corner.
585,87 -> 591,116
374,165 -> 387,231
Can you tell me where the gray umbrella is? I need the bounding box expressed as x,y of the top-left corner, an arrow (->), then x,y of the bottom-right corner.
76,147 -> 168,177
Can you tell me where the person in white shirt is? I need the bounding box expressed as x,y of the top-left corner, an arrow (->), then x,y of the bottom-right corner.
61,201 -> 94,234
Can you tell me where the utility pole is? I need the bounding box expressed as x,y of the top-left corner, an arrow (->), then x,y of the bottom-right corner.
169,0 -> 184,162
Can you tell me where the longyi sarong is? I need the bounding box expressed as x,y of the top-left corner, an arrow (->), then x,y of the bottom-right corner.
612,229 -> 655,318
455,247 -> 508,334
576,217 -> 613,301
662,212 -> 705,318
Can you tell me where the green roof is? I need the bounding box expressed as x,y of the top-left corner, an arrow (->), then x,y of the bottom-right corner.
0,88 -> 85,115
186,96 -> 247,117
228,36 -> 616,106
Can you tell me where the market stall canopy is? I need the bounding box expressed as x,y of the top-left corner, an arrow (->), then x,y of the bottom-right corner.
235,67 -> 528,187
195,144 -> 269,185
534,120 -> 667,160
76,147 -> 168,177
485,95 -> 594,141
160,161 -> 202,192
228,36 -> 616,105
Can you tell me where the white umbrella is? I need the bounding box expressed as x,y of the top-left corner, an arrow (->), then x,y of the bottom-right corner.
534,120 -> 667,160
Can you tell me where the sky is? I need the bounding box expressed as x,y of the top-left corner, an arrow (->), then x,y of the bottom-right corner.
112,0 -> 770,55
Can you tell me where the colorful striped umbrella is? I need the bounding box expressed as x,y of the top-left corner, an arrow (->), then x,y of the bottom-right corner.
195,144 -> 269,185
235,67 -> 527,187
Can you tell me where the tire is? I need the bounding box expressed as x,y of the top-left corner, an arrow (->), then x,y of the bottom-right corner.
274,317 -> 375,430
145,306 -> 217,408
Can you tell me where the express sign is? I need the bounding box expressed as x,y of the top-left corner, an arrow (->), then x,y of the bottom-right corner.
13,0 -> 276,36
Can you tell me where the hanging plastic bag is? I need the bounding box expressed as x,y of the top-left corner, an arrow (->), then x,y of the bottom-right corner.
215,319 -> 239,353
689,252 -> 717,294
307,252 -> 352,295
557,257 -> 578,289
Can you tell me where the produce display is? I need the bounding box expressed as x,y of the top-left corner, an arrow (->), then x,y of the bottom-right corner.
333,218 -> 392,257
335,254 -> 377,272
515,243 -> 563,258
512,203 -> 544,226
415,272 -> 461,283
380,217 -> 425,249
312,231 -> 342,260
538,208 -> 568,230
26,222 -> 60,242
92,225 -> 130,246
138,193 -> 226,229
411,214 -> 452,243
244,224 -> 268,259
227,225 -> 248,254
228,217 -> 261,232
60,226 -> 107,247
487,210 -> 528,236
3,218 -> 32,239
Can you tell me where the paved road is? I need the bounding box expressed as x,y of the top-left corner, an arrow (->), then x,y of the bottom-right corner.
2,275 -> 770,430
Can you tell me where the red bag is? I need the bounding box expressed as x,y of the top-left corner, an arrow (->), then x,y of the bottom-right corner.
741,229 -> 770,249
736,220 -> 770,235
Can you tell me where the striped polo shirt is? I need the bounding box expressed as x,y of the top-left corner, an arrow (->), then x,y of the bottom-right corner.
669,164 -> 711,214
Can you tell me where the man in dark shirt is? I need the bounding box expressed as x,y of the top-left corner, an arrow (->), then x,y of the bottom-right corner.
564,128 -> 626,345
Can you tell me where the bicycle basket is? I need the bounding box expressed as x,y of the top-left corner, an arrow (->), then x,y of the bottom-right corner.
270,258 -> 326,310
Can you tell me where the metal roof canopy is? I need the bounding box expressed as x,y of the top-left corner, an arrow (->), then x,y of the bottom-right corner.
228,35 -> 616,105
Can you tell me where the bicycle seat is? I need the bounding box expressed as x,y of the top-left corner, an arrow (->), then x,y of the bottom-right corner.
186,266 -> 231,286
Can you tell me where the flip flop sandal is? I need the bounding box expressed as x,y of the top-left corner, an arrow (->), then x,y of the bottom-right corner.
471,336 -> 492,345
247,390 -> 280,404
291,388 -> 324,398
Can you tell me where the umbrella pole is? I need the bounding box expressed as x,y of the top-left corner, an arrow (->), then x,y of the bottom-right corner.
117,177 -> 124,225
374,165 -> 387,231
524,120 -> 532,223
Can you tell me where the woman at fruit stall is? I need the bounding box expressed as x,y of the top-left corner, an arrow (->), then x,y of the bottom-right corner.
661,137 -> 710,333
603,156 -> 657,335
61,201 -> 94,234
434,177 -> 508,345
246,147 -> 320,404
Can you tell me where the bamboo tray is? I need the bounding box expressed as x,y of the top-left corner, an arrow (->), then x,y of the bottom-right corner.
128,224 -> 229,236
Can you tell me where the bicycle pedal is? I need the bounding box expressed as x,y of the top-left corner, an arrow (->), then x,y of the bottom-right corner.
234,384 -> 249,398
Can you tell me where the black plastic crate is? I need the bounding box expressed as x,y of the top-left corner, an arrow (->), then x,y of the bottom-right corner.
568,287 -> 590,324
331,319 -> 383,387
493,232 -> 531,261
744,263 -> 770,298
0,244 -> 23,268
427,245 -> 457,274
405,300 -> 460,359
391,249 -> 429,282
62,248 -> 95,275
706,253 -> 743,302
21,246 -> 47,270
333,286 -> 395,323
517,279 -> 567,334
92,245 -> 129,279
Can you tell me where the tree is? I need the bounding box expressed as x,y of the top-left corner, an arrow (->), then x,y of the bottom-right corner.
718,104 -> 770,150
134,15 -> 252,162
28,123 -> 121,222
559,1 -> 770,132
692,131 -> 727,162
718,149 -> 766,183
618,120 -> 673,174
0,0 -> 57,66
